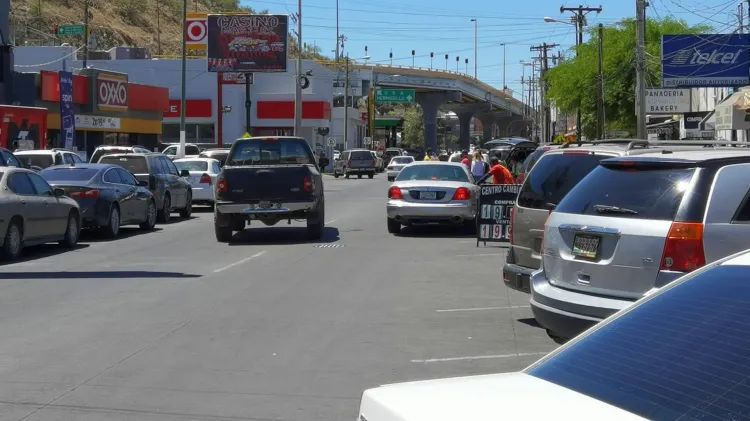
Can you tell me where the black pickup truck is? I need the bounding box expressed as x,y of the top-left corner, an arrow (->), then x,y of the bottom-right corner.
213,136 -> 329,242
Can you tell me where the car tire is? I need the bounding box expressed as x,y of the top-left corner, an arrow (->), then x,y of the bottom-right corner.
546,329 -> 568,345
157,194 -> 171,223
306,201 -> 325,241
59,210 -> 80,247
387,177 -> 394,182
387,218 -> 401,234
103,205 -> 120,238
140,199 -> 157,230
2,219 -> 23,261
207,203 -> 215,211
334,172 -> 340,178
368,174 -> 374,179
215,222 -> 232,243
179,190 -> 193,218
358,174 -> 362,179
344,171 -> 350,179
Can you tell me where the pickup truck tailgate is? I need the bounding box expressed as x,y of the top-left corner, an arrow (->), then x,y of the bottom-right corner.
220,165 -> 314,202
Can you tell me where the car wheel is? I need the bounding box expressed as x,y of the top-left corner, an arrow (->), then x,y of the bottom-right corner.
387,218 -> 401,234
103,205 -> 120,238
179,190 -> 193,218
2,219 -> 23,261
546,329 -> 568,345
157,194 -> 171,223
358,174 -> 362,179
140,200 -> 157,230
306,202 -> 325,240
59,210 -> 80,247
215,212 -> 233,242
368,174 -> 374,179
207,203 -> 215,211
334,172 -> 340,178
344,171 -> 350,179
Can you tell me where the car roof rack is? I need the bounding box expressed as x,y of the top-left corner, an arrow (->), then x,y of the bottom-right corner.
647,140 -> 750,147
560,139 -> 645,149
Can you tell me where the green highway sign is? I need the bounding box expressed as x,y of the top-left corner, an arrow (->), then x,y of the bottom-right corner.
375,89 -> 416,103
57,25 -> 85,36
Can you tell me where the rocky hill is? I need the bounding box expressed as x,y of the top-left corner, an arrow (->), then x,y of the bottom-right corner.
9,0 -> 259,56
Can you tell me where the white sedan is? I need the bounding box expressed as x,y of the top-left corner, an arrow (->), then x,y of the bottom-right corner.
386,156 -> 415,181
358,249 -> 750,421
173,158 -> 221,209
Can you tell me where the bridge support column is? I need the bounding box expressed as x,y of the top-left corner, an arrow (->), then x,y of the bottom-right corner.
495,115 -> 525,137
416,91 -> 462,151
456,112 -> 474,150
476,111 -> 506,145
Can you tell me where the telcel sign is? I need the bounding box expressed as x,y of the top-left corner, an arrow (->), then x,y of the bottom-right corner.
662,34 -> 750,88
97,73 -> 129,112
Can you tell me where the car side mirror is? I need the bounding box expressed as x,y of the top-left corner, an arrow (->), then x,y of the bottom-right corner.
180,169 -> 190,177
53,188 -> 66,197
138,180 -> 149,187
319,157 -> 329,168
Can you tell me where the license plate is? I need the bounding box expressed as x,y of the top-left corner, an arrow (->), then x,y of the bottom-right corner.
420,191 -> 437,200
572,234 -> 600,259
242,202 -> 280,212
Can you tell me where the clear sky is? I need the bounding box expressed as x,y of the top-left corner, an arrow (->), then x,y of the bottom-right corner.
241,0 -> 745,98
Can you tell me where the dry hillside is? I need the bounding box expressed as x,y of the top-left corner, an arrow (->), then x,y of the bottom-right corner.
9,0 -> 259,56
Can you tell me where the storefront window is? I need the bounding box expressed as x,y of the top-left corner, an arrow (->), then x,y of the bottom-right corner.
162,124 -> 215,143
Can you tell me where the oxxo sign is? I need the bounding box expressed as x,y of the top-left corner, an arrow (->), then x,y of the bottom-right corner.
97,73 -> 129,112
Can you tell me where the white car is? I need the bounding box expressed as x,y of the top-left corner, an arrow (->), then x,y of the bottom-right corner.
173,158 -> 221,208
162,144 -> 201,160
371,150 -> 384,172
358,249 -> 750,421
386,156 -> 415,181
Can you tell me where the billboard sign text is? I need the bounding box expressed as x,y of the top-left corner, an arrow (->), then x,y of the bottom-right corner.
662,34 -> 750,87
206,14 -> 288,73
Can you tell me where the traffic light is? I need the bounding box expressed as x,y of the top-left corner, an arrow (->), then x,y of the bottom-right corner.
430,52 -> 434,58
411,50 -> 415,56
389,52 -> 392,58
53,24 -> 58,35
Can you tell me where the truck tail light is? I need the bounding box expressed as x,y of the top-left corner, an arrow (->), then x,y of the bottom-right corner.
217,177 -> 227,194
303,176 -> 314,192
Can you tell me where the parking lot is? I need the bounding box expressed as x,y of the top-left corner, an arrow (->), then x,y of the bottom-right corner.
0,174 -> 557,421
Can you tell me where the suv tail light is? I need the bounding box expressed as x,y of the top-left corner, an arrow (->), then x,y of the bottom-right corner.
303,176 -> 314,192
217,177 -> 228,194
388,186 -> 403,199
452,187 -> 471,201
660,222 -> 706,272
510,207 -> 515,244
69,189 -> 100,199
199,173 -> 212,185
346,161 -> 351,168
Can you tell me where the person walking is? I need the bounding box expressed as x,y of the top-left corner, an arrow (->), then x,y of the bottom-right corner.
470,150 -> 485,179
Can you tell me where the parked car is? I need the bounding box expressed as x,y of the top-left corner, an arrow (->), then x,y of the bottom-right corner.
0,167 -> 81,260
333,149 -> 377,179
386,162 -> 479,234
198,148 -> 230,166
504,140 -> 657,295
40,164 -> 157,237
0,147 -> 27,169
358,248 -> 750,421
173,158 -> 221,209
514,144 -> 564,184
382,148 -> 403,166
89,145 -> 152,164
15,149 -> 86,170
532,147 -> 750,343
97,153 -> 193,223
386,156 -> 415,181
162,143 -> 202,159
213,136 -> 327,242
371,150 -> 384,172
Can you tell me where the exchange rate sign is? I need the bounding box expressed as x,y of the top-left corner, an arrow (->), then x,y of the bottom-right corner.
206,14 -> 289,73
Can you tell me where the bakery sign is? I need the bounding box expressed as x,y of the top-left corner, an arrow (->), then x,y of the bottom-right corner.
645,89 -> 690,114
97,73 -> 129,112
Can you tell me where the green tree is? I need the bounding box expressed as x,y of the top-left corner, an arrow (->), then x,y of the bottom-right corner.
545,17 -> 710,139
402,105 -> 425,148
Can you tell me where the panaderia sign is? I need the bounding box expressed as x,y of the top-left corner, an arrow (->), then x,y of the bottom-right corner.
645,89 -> 691,114
97,73 -> 129,112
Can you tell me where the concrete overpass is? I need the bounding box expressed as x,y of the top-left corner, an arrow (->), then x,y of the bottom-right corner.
319,61 -> 535,150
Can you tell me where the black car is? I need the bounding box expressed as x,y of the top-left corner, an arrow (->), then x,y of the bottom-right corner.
40,164 -> 158,238
198,148 -> 230,166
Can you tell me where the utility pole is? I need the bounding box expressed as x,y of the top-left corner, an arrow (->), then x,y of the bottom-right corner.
597,23 -> 604,139
531,43 -> 558,143
335,0 -> 339,61
156,0 -> 162,55
739,2 -> 745,34
561,4 -> 602,141
344,55 -> 349,149
635,0 -> 647,139
179,0 -> 187,157
294,0 -> 303,137
83,0 -> 90,68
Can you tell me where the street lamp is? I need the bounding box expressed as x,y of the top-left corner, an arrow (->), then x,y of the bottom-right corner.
500,43 -> 506,89
470,18 -> 478,78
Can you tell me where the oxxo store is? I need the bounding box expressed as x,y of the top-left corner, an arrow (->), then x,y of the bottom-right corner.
38,69 -> 168,158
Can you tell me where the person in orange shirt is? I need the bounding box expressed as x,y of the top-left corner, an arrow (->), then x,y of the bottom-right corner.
476,157 -> 515,184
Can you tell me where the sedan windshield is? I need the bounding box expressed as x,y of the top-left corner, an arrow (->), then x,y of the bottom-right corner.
396,164 -> 469,182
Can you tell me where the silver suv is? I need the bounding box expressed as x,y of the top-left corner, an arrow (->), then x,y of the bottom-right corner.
504,140 -> 658,294
531,147 -> 750,343
333,149 -> 377,179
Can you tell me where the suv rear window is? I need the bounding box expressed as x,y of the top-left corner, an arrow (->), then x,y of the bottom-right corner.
517,152 -> 608,210
226,138 -> 313,165
528,263 -> 750,421
91,148 -> 133,163
99,156 -> 149,174
17,154 -> 54,169
350,151 -> 373,160
556,166 -> 695,220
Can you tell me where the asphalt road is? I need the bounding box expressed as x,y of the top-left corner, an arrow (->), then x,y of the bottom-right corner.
0,174 -> 558,421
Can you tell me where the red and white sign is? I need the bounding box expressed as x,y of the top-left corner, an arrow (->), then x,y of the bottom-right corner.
221,72 -> 253,85
186,14 -> 207,45
97,73 -> 128,112
164,99 -> 212,119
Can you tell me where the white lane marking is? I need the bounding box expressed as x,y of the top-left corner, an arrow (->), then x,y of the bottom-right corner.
411,352 -> 547,363
325,219 -> 338,224
457,240 -> 474,243
455,253 -> 505,257
213,251 -> 267,273
436,305 -> 530,313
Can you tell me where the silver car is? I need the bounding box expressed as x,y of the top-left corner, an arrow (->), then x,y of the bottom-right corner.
385,156 -> 415,181
386,161 -> 479,234
531,148 -> 750,343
